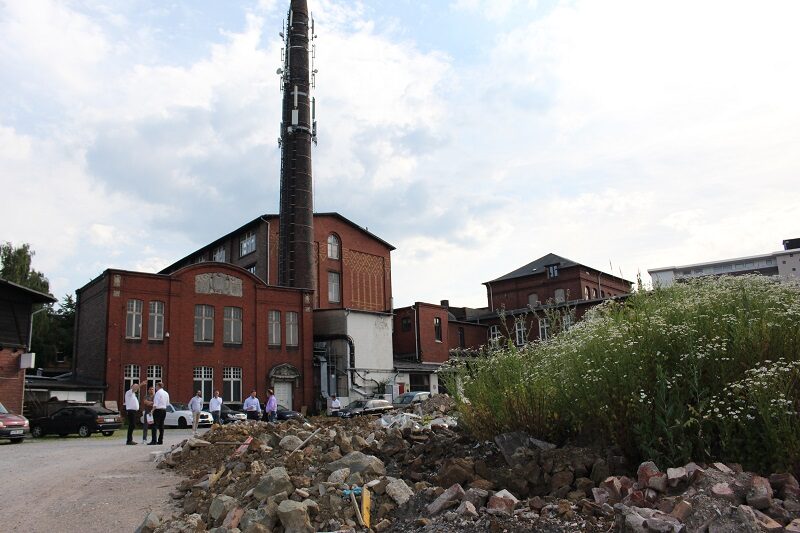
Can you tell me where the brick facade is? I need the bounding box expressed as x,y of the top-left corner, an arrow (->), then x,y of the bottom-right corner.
393,303 -> 489,364
75,264 -> 314,410
0,348 -> 24,413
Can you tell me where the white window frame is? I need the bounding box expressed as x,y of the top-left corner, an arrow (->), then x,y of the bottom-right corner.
240,231 -> 256,257
286,311 -> 299,346
223,367 -> 242,402
488,325 -> 501,347
515,319 -> 527,346
547,264 -> 559,278
194,304 -> 214,342
193,366 -> 214,402
328,271 -> 341,303
148,301 -> 164,340
327,234 -> 340,260
212,245 -> 226,262
268,310 -> 281,345
123,364 -> 140,393
434,317 -> 442,342
539,317 -> 550,341
146,365 -> 163,391
126,299 -> 143,339
223,306 -> 243,344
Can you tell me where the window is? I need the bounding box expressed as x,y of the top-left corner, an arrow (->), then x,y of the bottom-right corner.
327,234 -> 340,260
600,290 -> 605,298
223,307 -> 243,344
547,264 -> 559,278
554,288 -> 566,303
328,271 -> 341,303
240,231 -> 256,257
148,301 -> 164,340
528,293 -> 539,307
458,327 -> 465,348
488,325 -> 501,347
223,367 -> 242,402
539,318 -> 550,341
268,310 -> 281,345
246,264 -> 257,275
123,364 -> 140,393
401,317 -> 411,332
434,317 -> 442,342
584,286 -> 590,300
126,299 -> 143,339
146,365 -> 163,391
194,304 -> 214,342
515,319 -> 527,346
286,311 -> 299,346
212,246 -> 226,262
592,288 -> 598,299
193,366 -> 214,402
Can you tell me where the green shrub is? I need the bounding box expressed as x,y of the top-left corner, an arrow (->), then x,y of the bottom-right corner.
441,275 -> 800,473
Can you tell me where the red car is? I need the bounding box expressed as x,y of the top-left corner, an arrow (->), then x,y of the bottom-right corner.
0,402 -> 29,443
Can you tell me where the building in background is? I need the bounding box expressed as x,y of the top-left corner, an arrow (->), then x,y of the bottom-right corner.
648,239 -> 800,288
0,279 -> 55,413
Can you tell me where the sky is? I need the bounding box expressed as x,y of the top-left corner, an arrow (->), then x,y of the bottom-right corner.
2,0 -> 799,308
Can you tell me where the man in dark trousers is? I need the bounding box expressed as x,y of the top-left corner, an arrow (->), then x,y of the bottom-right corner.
149,382 -> 170,445
123,383 -> 140,445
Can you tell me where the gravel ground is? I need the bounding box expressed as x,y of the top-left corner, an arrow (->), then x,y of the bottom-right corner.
0,428 -> 201,532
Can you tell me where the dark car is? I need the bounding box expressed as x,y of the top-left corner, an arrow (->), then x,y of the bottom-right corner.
0,402 -> 29,443
277,405 -> 303,421
335,399 -> 393,419
214,403 -> 247,424
30,405 -> 122,438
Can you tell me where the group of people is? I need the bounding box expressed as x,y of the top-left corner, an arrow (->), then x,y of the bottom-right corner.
123,384 -> 281,446
122,382 -> 169,446
242,389 -> 279,422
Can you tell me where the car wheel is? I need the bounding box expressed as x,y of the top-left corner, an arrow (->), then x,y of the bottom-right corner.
78,425 -> 91,438
10,437 -> 23,444
31,426 -> 44,438
177,417 -> 187,429
102,431 -> 114,436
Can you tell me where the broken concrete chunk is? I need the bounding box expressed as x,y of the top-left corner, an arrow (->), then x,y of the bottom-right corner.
209,494 -> 237,522
277,499 -> 313,533
747,476 -> 774,510
457,500 -> 479,517
279,435 -> 303,451
325,451 -> 386,477
327,467 -> 350,484
254,467 -> 294,501
386,478 -> 414,506
426,483 -> 465,515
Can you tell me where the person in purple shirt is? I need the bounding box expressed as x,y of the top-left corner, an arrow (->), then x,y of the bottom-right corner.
264,389 -> 278,423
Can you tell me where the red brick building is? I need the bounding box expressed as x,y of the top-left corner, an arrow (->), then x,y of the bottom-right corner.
74,263 -> 314,410
0,279 -> 56,413
161,212 -> 394,313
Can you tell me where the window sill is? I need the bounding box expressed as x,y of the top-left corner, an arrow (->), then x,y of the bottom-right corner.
286,345 -> 300,351
124,337 -> 142,343
194,341 -> 214,346
268,344 -> 282,349
148,339 -> 165,344
223,343 -> 243,348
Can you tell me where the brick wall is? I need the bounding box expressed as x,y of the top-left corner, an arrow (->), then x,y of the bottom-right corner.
0,348 -> 24,413
74,275 -> 109,383
447,321 -> 489,350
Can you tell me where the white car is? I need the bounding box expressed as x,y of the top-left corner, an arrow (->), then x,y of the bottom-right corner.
142,402 -> 213,428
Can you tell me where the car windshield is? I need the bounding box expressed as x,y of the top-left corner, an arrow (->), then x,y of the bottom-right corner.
277,405 -> 290,411
399,395 -> 414,404
0,402 -> 8,414
348,400 -> 367,409
171,402 -> 188,410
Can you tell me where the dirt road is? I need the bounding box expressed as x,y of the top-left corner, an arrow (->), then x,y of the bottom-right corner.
0,429 -> 198,532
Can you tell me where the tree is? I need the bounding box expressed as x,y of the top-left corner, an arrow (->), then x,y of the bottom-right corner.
1,242 -> 73,369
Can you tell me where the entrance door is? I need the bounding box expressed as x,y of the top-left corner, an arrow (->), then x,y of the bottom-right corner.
274,381 -> 292,409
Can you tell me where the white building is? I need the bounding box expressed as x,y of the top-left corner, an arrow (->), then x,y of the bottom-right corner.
649,238 -> 800,288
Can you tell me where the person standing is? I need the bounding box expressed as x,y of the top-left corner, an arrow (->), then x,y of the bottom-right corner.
243,390 -> 261,421
264,389 -> 278,423
124,383 -> 140,445
189,390 -> 203,436
142,386 -> 155,443
150,382 -> 169,445
330,394 -> 341,416
209,390 -> 223,425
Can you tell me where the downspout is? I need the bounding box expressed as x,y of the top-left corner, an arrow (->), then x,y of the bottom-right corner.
487,282 -> 494,311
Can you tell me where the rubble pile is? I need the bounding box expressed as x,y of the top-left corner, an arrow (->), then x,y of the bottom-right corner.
135,396 -> 800,533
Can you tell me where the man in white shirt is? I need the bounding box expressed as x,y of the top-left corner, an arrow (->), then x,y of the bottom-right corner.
150,382 -> 170,445
330,395 -> 341,416
209,390 -> 223,425
123,383 -> 140,445
188,390 -> 203,436
243,390 -> 261,421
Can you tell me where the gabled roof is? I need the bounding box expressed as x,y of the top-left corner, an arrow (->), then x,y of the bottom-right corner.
485,253 -> 580,283
0,278 -> 57,304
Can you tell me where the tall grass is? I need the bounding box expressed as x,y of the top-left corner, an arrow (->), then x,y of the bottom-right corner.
442,275 -> 800,473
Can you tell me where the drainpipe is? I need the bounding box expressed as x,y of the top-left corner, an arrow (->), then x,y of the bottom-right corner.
487,283 -> 494,311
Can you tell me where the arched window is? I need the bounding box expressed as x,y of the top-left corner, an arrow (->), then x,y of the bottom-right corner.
327,234 -> 340,260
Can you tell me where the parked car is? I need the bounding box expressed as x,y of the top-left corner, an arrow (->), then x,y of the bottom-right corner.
165,402 -> 213,428
277,405 -> 303,421
0,402 -> 29,443
215,403 -> 247,424
335,399 -> 393,419
30,405 -> 121,438
392,391 -> 431,407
